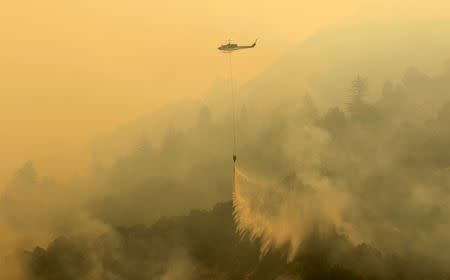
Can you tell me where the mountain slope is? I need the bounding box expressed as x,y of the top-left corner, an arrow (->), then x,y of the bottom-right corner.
94,20 -> 450,162
22,202 -> 449,280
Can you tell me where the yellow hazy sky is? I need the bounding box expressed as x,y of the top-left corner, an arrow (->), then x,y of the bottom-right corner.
1,0 -> 449,183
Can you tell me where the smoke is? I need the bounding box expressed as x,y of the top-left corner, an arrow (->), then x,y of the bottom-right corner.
159,249 -> 195,280
4,19 -> 450,278
232,101 -> 352,261
0,161 -> 111,280
232,63 -> 450,264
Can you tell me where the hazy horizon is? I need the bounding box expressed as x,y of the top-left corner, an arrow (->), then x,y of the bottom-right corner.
3,0 -> 450,184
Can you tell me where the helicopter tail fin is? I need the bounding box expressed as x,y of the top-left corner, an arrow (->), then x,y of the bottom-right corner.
251,38 -> 258,47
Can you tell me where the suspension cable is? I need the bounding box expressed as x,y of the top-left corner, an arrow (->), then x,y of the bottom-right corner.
228,52 -> 237,163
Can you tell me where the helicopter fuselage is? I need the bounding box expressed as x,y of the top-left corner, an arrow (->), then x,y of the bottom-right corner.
218,40 -> 257,52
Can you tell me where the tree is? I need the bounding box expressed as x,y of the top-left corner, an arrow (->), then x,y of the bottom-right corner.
347,74 -> 367,116
197,105 -> 212,128
300,93 -> 319,122
11,160 -> 37,187
346,75 -> 378,123
319,107 -> 346,136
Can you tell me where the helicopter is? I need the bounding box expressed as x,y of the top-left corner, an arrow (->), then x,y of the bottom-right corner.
218,39 -> 258,52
